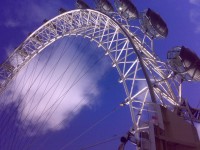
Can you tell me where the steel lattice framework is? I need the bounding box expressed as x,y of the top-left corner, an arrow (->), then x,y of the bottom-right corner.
0,9 -> 195,148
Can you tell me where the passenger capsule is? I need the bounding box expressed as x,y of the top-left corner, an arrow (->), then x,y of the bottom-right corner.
76,0 -> 90,9
114,0 -> 139,19
95,0 -> 114,13
140,8 -> 168,38
167,46 -> 200,81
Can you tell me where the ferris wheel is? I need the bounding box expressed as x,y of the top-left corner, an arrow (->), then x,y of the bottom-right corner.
1,0 -> 200,150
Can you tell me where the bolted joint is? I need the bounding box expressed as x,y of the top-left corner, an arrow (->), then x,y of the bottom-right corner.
112,60 -> 118,67
118,75 -> 125,83
105,50 -> 109,55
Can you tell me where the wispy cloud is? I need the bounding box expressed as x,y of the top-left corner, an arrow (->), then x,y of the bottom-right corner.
4,19 -> 20,28
189,0 -> 200,6
2,0 -> 68,29
0,0 -> 110,136
190,9 -> 200,33
3,38 -> 109,135
189,0 -> 200,33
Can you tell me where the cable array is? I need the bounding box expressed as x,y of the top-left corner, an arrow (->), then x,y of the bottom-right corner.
0,36 -> 120,150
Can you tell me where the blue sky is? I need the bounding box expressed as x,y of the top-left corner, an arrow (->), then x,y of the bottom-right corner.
0,0 -> 200,150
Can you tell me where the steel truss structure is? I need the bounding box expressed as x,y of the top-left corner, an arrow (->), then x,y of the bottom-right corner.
0,8 -> 199,149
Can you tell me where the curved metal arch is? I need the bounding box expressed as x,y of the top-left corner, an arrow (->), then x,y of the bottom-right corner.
0,9 -> 149,100
0,9 -> 181,146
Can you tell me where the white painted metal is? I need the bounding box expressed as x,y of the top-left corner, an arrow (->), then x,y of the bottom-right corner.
0,9 -> 183,148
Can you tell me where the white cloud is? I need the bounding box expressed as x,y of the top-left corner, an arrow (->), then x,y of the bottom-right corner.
2,1 -> 65,28
189,0 -> 200,6
188,0 -> 200,33
0,0 -> 110,136
3,38 -> 109,135
4,19 -> 20,28
190,9 -> 200,33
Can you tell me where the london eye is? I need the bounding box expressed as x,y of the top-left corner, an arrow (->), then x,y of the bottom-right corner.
0,0 -> 200,150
